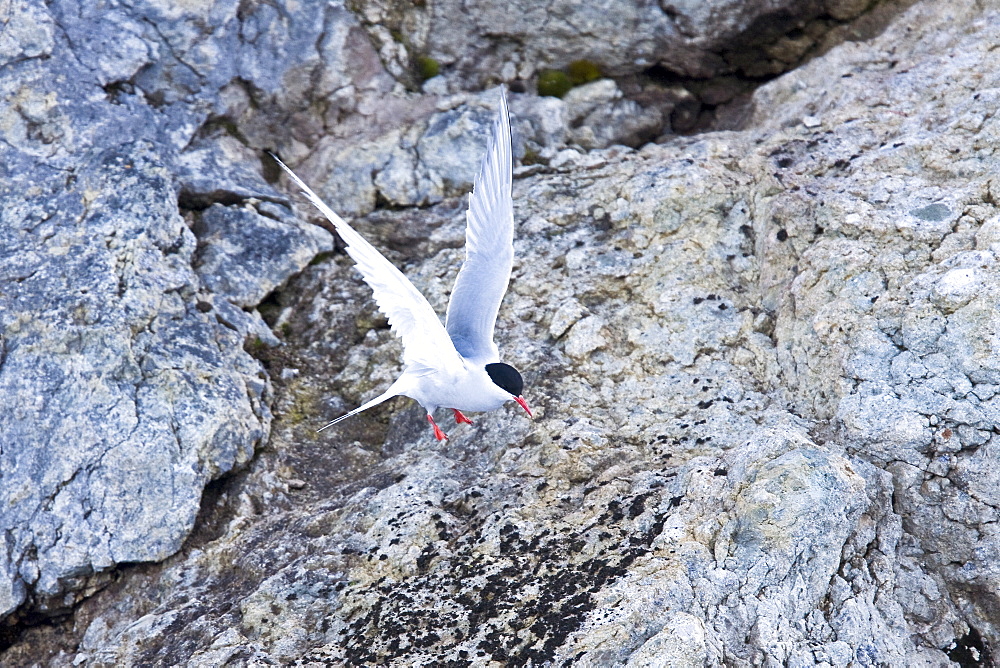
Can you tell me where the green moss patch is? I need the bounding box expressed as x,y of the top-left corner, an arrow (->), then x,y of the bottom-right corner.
537,69 -> 572,98
416,55 -> 440,81
566,60 -> 601,85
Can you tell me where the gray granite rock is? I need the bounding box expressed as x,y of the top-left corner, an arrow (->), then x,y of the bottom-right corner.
353,0 -> 856,84
278,0 -> 896,217
193,202 -> 332,307
0,0 -> 56,67
3,0 -> 1000,666
560,79 -> 664,149
417,99 -> 501,193
0,142 -> 272,619
0,0 -> 335,624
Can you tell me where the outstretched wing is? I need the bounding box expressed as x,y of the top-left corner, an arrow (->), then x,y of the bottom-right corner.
445,87 -> 515,364
273,155 -> 459,370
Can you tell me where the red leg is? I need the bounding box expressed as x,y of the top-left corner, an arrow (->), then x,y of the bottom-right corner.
427,414 -> 448,441
452,409 -> 473,425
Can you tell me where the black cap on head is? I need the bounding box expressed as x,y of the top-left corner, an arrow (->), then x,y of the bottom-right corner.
485,362 -> 523,396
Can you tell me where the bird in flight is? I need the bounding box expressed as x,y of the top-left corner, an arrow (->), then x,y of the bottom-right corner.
273,88 -> 532,440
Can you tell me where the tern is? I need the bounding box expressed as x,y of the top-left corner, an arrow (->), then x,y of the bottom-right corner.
273,88 -> 532,440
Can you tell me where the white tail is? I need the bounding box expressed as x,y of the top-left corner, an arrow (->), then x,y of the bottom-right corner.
317,389 -> 398,433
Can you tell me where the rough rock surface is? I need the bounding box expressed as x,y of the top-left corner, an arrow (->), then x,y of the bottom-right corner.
351,0 -> 879,83
3,0 -> 1000,667
0,0 -> 334,624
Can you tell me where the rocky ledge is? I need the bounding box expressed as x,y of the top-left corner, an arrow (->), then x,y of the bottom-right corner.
2,0 -> 998,666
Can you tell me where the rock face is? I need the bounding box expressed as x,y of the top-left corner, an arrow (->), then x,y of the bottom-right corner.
0,0 -> 334,623
352,0 -> 878,83
3,0 -> 1000,667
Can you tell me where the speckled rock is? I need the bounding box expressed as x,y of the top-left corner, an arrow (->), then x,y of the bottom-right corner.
352,0 -> 877,85
193,201 -> 332,307
4,0 -> 1000,667
564,79 -> 665,149
0,142 -> 273,620
752,0 -> 1000,645
0,0 -> 339,625
278,0 -> 900,217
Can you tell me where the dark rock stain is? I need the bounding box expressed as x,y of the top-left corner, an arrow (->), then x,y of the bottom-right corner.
320,488 -> 679,666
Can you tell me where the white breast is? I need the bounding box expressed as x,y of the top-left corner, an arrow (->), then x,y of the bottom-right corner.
402,362 -> 512,413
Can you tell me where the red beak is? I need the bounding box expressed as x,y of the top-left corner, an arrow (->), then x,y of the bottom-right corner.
515,395 -> 533,418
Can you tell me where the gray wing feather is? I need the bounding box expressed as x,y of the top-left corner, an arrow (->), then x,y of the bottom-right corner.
272,155 -> 460,371
445,88 -> 514,362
